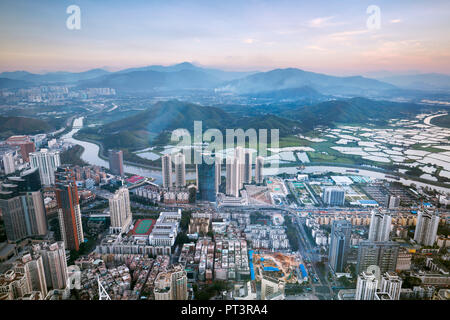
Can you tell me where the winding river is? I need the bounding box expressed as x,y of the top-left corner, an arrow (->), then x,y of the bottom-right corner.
63,117 -> 450,194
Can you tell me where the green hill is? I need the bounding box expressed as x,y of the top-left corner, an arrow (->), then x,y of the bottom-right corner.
0,116 -> 52,139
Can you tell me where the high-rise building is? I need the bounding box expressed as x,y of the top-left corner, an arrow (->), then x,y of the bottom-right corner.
13,252 -> 47,298
255,156 -> 264,184
322,187 -> 345,206
243,150 -> 252,184
0,168 -> 48,241
215,156 -> 222,194
414,209 -> 440,246
388,195 -> 400,209
36,241 -> 68,290
197,153 -> 216,202
368,209 -> 392,242
0,145 -> 18,175
357,241 -> 400,274
108,150 -> 124,176
226,156 -> 236,196
154,265 -> 188,300
109,187 -> 132,234
355,271 -> 378,300
162,154 -> 172,189
380,272 -> 402,300
6,135 -> 35,162
0,269 -> 30,300
174,153 -> 186,188
54,168 -> 84,251
235,147 -> 245,189
30,149 -> 61,186
261,274 -> 285,300
328,220 -> 351,273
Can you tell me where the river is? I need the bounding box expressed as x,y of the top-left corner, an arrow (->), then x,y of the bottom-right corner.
62,117 -> 450,194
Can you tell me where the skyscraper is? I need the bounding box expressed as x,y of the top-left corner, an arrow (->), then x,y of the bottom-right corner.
162,154 -> 172,189
36,241 -> 68,290
29,148 -> 61,186
108,150 -> 124,176
414,209 -> 440,246
255,156 -> 264,184
215,156 -> 222,194
54,168 -> 84,251
243,150 -> 252,184
355,271 -> 378,300
109,187 -> 132,234
328,220 -> 352,273
380,272 -> 402,300
261,274 -> 285,300
0,168 -> 48,241
235,147 -> 245,189
13,252 -> 47,298
197,153 -> 216,202
322,187 -> 345,206
357,241 -> 399,274
174,153 -> 186,188
368,209 -> 392,242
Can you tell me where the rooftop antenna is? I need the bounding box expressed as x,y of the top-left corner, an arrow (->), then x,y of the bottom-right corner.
98,276 -> 111,300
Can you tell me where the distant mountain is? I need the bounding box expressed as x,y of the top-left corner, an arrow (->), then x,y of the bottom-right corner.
376,73 -> 450,92
0,78 -> 33,89
79,69 -> 222,93
280,97 -> 434,130
0,116 -> 52,139
116,62 -> 255,81
217,68 -> 397,97
0,69 -> 110,84
241,86 -> 325,101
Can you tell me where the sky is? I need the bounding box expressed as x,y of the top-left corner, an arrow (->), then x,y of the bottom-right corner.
0,0 -> 449,75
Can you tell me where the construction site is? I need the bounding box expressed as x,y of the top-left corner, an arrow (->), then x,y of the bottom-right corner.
250,252 -> 305,284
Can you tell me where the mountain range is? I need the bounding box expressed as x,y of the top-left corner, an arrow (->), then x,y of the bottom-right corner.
1,62 -> 449,98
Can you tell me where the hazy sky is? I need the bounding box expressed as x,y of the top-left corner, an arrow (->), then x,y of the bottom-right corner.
0,0 -> 449,75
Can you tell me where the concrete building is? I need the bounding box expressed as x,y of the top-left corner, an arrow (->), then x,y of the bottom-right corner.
154,264 -> 188,300
0,145 -> 17,175
30,149 -> 60,186
108,150 -> 124,177
414,209 -> 440,246
328,220 -> 351,273
0,168 -> 47,241
13,252 -> 47,298
380,272 -> 402,300
368,209 -> 392,242
36,241 -> 68,290
357,241 -> 400,274
355,271 -> 378,300
215,156 -> 222,194
255,156 -> 264,184
396,248 -> 412,271
162,154 -> 172,189
322,187 -> 345,206
243,150 -> 252,184
55,168 -> 84,251
0,269 -> 30,300
109,187 -> 132,234
388,195 -> 401,209
174,153 -> 186,188
261,274 -> 285,300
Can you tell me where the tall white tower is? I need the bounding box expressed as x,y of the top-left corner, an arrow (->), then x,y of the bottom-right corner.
355,271 -> 378,300
109,187 -> 132,234
414,209 -> 439,246
368,209 -> 392,242
162,154 -> 172,189
255,156 -> 264,184
174,153 -> 186,188
29,149 -> 61,186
